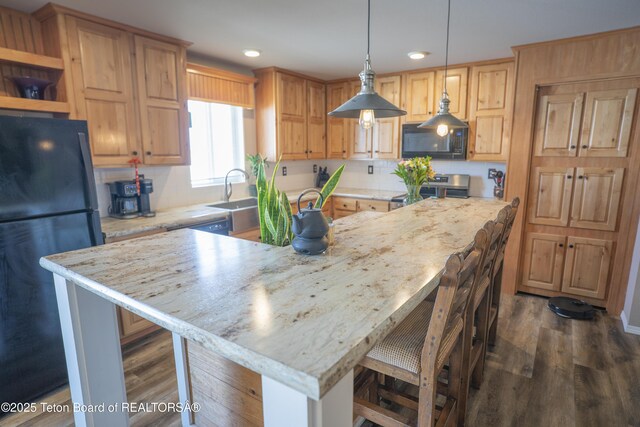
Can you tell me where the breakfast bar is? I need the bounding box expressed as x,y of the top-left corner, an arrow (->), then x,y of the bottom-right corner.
40,198 -> 506,427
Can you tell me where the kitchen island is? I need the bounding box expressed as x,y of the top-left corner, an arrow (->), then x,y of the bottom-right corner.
40,197 -> 506,426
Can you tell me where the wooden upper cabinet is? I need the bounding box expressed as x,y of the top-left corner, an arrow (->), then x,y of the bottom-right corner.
579,88 -> 637,157
373,75 -> 401,159
402,71 -> 435,123
255,68 -> 326,161
434,67 -> 468,120
347,80 -> 372,159
468,61 -> 514,161
533,93 -> 584,157
306,80 -> 326,159
65,17 -> 140,167
528,166 -> 574,226
570,167 -> 624,231
277,73 -> 307,160
134,35 -> 189,165
522,232 -> 566,291
326,82 -> 348,159
561,237 -> 613,299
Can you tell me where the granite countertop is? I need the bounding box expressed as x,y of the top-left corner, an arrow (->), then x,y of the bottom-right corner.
100,204 -> 229,239
102,188 -> 403,240
42,198 -> 506,399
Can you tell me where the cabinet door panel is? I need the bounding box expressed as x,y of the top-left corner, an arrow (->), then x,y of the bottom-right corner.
278,73 -> 305,118
521,233 -> 566,291
327,83 -> 347,158
473,116 -> 504,157
533,93 -> 584,157
66,17 -> 140,167
280,118 -> 307,160
434,67 -> 468,119
374,76 -> 401,159
135,35 -> 189,165
306,81 -> 326,159
528,167 -> 574,226
561,237 -> 612,299
580,88 -> 637,157
570,167 -> 624,231
403,71 -> 435,123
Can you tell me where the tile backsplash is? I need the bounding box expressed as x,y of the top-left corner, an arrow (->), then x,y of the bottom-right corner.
94,159 -> 505,217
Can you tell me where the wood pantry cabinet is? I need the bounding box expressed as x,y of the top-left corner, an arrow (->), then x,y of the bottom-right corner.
519,79 -> 639,305
468,61 -> 514,161
255,68 -> 326,160
37,5 -> 191,168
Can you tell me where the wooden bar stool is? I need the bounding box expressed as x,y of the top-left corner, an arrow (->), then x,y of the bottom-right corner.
487,197 -> 520,346
353,228 -> 489,427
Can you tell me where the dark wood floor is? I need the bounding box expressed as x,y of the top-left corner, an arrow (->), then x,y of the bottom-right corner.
2,292 -> 639,427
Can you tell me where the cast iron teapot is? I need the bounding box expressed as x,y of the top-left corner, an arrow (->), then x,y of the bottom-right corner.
291,189 -> 329,255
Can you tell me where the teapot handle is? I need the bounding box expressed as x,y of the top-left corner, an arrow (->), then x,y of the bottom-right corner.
297,189 -> 324,212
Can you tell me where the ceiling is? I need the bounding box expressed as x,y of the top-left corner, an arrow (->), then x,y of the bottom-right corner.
4,0 -> 640,80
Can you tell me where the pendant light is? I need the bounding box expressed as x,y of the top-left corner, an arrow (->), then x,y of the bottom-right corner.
328,0 -> 406,129
419,0 -> 467,136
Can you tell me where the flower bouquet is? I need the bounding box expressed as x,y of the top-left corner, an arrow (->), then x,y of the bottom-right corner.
392,156 -> 436,205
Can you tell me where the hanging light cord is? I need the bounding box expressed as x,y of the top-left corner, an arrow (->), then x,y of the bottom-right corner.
444,0 -> 451,94
367,0 -> 371,58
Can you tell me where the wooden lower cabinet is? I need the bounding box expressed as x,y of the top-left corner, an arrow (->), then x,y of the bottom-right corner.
118,308 -> 160,345
561,236 -> 613,300
230,227 -> 261,242
521,232 -> 613,301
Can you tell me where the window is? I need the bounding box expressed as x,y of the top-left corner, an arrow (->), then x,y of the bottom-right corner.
188,100 -> 245,187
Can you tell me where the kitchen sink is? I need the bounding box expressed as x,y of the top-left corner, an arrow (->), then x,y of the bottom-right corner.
207,197 -> 259,232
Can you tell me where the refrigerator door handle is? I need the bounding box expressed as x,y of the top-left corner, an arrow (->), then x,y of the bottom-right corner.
78,132 -> 100,212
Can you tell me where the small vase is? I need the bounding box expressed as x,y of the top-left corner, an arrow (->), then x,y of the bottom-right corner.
403,184 -> 424,206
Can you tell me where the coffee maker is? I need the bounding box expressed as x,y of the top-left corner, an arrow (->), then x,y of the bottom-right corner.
108,175 -> 156,219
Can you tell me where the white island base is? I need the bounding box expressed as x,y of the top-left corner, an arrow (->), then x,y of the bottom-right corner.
54,274 -> 354,427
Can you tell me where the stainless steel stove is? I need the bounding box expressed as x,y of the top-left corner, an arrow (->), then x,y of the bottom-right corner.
390,174 -> 471,206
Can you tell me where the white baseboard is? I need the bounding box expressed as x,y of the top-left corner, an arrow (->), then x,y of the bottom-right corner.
621,310 -> 640,336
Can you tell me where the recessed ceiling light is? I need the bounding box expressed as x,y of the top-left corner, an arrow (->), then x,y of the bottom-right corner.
408,51 -> 429,60
243,49 -> 261,58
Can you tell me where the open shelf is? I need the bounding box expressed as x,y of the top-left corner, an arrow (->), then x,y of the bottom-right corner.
0,96 -> 70,114
0,46 -> 64,70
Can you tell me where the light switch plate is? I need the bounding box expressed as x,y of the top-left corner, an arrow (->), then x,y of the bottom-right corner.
313,164 -> 318,173
282,166 -> 287,176
488,168 -> 498,179
368,165 -> 374,175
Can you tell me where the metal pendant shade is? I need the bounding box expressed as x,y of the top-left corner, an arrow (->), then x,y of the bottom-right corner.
419,0 -> 467,132
419,94 -> 468,129
328,0 -> 406,120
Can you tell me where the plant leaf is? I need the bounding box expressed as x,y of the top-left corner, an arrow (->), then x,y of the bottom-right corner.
315,164 -> 345,208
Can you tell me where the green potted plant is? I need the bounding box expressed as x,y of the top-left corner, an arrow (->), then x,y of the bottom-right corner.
246,153 -> 268,197
256,159 -> 344,247
392,156 -> 435,205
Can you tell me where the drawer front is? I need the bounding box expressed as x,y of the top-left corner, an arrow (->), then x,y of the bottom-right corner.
333,197 -> 358,211
358,200 -> 390,212
333,209 -> 355,219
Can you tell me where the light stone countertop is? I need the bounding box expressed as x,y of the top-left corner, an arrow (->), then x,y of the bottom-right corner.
100,204 -> 229,239
41,197 -> 506,399
102,188 -> 404,240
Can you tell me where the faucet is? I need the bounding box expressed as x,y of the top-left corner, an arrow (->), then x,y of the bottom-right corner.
224,168 -> 250,202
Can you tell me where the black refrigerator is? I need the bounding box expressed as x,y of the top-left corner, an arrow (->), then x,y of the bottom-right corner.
0,116 -> 103,408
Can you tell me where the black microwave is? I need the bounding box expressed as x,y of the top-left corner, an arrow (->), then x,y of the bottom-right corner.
401,123 -> 468,160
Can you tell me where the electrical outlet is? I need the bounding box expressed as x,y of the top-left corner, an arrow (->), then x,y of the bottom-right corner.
313,164 -> 318,173
282,166 -> 287,176
488,168 -> 498,179
368,165 -> 374,175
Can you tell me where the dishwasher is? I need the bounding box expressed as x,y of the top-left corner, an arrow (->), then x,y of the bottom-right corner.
168,217 -> 231,236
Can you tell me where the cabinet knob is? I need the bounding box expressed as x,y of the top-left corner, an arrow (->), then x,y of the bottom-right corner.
567,175 -> 573,179
375,150 -> 379,153
305,150 -> 308,154
569,244 -> 574,249
132,151 -> 138,156
309,150 -> 313,153
342,150 -> 346,153
367,150 -> 371,153
570,145 -> 576,149
146,151 -> 152,156
582,145 -> 588,149
558,243 -> 564,247
578,175 -> 584,179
